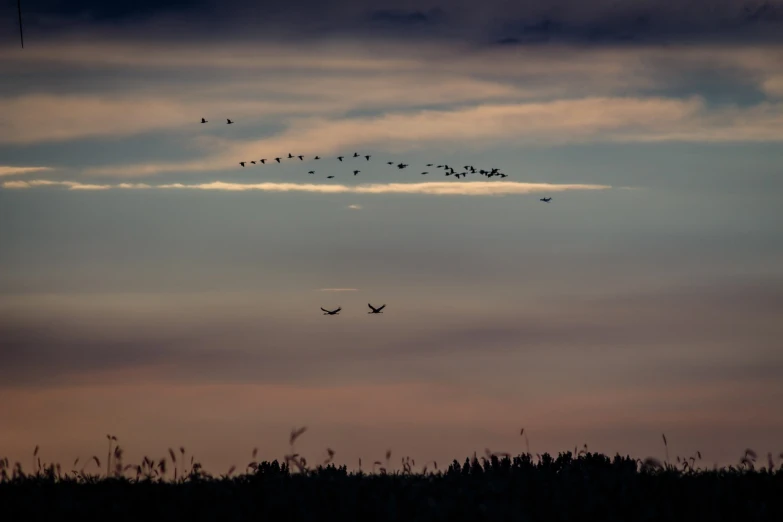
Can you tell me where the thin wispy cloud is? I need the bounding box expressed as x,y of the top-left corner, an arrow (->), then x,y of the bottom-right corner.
78,96 -> 783,178
2,180 -> 612,196
1,180 -> 110,190
0,166 -> 52,177
347,204 -> 362,209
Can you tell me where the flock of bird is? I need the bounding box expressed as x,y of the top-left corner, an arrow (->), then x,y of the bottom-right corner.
198,117 -> 545,185
201,117 -> 552,315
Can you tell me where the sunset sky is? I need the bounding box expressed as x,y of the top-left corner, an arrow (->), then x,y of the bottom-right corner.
1,0 -> 782,474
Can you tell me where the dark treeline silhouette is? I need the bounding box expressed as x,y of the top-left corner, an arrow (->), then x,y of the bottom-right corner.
2,449 -> 781,521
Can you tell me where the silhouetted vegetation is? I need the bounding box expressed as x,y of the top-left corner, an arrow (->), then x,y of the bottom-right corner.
1,433 -> 782,521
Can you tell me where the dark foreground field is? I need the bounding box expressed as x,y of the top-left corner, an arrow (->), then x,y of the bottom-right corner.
2,449 -> 782,522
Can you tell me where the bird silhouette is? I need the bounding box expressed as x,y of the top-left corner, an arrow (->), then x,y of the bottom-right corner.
426,163 -> 433,166
387,161 -> 394,165
353,170 -> 360,175
314,156 -> 321,160
288,153 -> 294,159
364,155 -> 371,161
250,161 -> 256,164
260,159 -> 266,164
298,155 -> 304,160
239,162 -> 245,167
327,175 -> 335,179
308,171 -> 315,174
275,158 -> 281,163
226,119 -> 234,124
540,197 -> 552,202
368,304 -> 386,314
338,156 -> 344,161
421,172 -> 428,175
353,152 -> 360,158
321,307 -> 341,315
201,118 -> 208,123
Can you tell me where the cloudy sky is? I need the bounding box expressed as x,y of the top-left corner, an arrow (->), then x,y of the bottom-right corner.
1,0 -> 782,474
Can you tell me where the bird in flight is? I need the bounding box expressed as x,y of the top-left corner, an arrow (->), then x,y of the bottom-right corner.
226,119 -> 234,124
540,197 -> 552,203
338,156 -> 344,161
239,162 -> 246,167
298,155 -> 304,160
353,170 -> 360,175
321,307 -> 342,315
364,155 -> 371,161
260,159 -> 266,164
397,163 -> 408,169
387,161 -> 394,165
426,163 -> 433,167
421,172 -> 428,175
368,304 -> 386,314
275,158 -> 281,163
250,160 -> 256,164
353,152 -> 360,158
308,170 -> 315,174
314,156 -> 320,160
327,175 -> 335,179
201,118 -> 208,123
288,153 -> 294,159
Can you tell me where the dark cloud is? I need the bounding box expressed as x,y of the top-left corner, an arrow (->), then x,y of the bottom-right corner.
5,1 -> 783,45
369,8 -> 444,26
21,0 -> 209,22
495,2 -> 783,46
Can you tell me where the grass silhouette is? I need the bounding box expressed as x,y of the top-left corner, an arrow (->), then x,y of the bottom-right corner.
1,429 -> 782,521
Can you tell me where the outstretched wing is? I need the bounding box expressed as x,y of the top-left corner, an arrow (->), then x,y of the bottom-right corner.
368,303 -> 376,312
334,307 -> 341,313
376,304 -> 386,312
321,307 -> 329,313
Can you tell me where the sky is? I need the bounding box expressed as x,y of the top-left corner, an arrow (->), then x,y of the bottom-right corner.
1,0 -> 782,474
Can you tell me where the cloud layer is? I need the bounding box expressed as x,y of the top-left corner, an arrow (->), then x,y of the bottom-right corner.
0,166 -> 52,177
0,179 -> 611,196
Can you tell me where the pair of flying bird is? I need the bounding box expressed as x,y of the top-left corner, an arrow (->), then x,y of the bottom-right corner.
321,304 -> 386,315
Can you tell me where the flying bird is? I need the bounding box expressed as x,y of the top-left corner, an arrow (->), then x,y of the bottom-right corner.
314,156 -> 320,160
239,162 -> 246,167
327,175 -> 335,179
298,155 -> 304,160
353,170 -> 360,175
288,153 -> 294,159
260,159 -> 266,164
364,155 -> 371,161
275,158 -> 281,163
387,161 -> 394,165
426,164 -> 433,166
226,119 -> 234,124
321,307 -> 342,315
338,156 -> 344,161
200,118 -> 208,123
540,197 -> 552,202
421,172 -> 428,175
250,161 -> 256,164
308,171 -> 315,174
353,152 -> 360,158
368,304 -> 386,314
